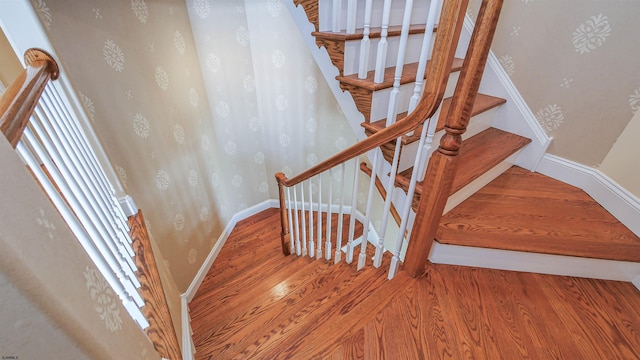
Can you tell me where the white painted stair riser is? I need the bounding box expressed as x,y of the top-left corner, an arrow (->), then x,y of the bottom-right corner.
318,0 -> 432,32
394,105 -> 496,173
368,70 -> 458,124
342,34 -> 428,76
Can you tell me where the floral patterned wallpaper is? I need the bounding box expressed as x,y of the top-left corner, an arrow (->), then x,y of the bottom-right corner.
32,0 -> 353,293
31,0 -> 223,292
0,134 -> 158,358
468,0 -> 640,166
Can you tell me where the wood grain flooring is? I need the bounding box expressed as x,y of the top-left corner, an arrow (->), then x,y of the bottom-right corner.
190,207 -> 640,359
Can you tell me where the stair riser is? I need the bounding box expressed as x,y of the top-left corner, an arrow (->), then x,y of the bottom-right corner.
443,151 -> 519,214
395,107 -> 496,173
318,0 -> 431,32
342,34 -> 430,76
368,71 -> 459,123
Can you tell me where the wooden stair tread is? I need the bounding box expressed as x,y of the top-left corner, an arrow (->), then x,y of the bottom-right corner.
313,23 -> 429,42
339,58 -> 464,92
437,166 -> 640,263
436,93 -> 506,132
396,128 -> 531,199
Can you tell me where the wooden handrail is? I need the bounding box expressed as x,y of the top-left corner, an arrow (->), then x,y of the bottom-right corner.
403,0 -> 504,277
0,48 -> 59,149
276,0 -> 469,255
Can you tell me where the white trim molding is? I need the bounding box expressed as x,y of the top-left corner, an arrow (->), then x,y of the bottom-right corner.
633,274 -> 640,291
459,16 -> 552,172
536,154 -> 640,238
430,242 -> 640,283
180,294 -> 195,360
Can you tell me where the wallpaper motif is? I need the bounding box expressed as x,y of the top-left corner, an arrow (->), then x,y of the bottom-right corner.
36,208 -> 56,241
103,40 -> 124,72
84,266 -> 123,332
535,104 -> 564,132
572,14 -> 611,54
630,89 -> 640,115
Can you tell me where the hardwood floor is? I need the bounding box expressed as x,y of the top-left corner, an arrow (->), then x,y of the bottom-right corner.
190,207 -> 640,359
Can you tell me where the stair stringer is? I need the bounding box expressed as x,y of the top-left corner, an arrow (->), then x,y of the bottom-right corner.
456,15 -> 553,171
286,1 -> 371,145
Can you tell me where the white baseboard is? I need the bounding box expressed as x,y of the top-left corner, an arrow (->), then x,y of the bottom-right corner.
180,294 -> 195,360
633,274 -> 640,291
536,154 -> 640,238
430,242 -> 640,282
184,199 -> 278,301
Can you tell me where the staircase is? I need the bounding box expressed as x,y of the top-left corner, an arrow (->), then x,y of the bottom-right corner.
281,0 -> 640,281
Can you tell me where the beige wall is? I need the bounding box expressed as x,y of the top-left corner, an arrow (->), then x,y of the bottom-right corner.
0,27 -> 23,87
468,0 -> 640,167
600,110 -> 640,198
0,135 -> 159,359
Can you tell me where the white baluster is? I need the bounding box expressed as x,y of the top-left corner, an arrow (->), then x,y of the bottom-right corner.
332,0 -> 342,32
373,135 -> 403,268
373,0 -> 394,84
408,0 -> 441,113
30,109 -> 139,287
316,175 -> 323,259
48,86 -> 130,233
21,128 -> 144,307
325,168 -> 333,260
286,187 -> 295,254
334,162 -> 347,263
346,0 -> 357,34
16,138 -> 148,328
300,181 -> 308,256
346,158 -> 360,263
293,185 -> 302,256
357,0 -> 374,79
389,118 -> 431,279
435,0 -> 444,27
418,106 -> 441,176
41,91 -> 134,261
385,0 -> 415,128
308,179 -> 315,259
357,151 -> 379,270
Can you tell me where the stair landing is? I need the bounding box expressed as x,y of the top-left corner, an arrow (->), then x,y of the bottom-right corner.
438,166 -> 640,263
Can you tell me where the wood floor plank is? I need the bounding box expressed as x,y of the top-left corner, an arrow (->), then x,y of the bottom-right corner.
417,267 -> 462,359
190,208 -> 640,359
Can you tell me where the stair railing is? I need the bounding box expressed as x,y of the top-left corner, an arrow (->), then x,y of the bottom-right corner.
403,0 -> 504,276
1,48 -> 148,327
276,0 -> 470,277
371,0 -> 442,271
1,47 -> 182,357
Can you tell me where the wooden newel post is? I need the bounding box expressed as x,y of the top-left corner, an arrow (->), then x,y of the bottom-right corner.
275,172 -> 292,256
403,0 -> 504,277
0,48 -> 59,148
